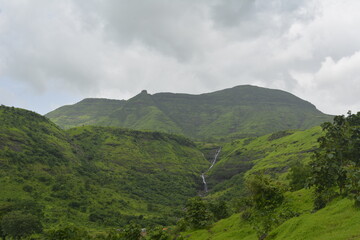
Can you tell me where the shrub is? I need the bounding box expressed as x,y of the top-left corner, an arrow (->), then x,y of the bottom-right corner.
183,197 -> 213,229
287,161 -> 311,191
46,225 -> 90,240
1,211 -> 42,239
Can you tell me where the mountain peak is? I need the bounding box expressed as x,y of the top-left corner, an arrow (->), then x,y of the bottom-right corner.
46,85 -> 332,139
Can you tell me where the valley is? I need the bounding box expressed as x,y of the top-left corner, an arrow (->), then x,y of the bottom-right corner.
0,86 -> 359,240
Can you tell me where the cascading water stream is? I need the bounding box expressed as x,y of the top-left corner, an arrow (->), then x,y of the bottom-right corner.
201,148 -> 221,193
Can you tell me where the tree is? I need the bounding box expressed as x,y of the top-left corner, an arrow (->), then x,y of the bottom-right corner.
45,225 -> 91,240
244,173 -> 285,239
287,161 -> 311,191
147,226 -> 170,240
208,200 -> 229,221
122,221 -> 142,240
183,197 -> 213,229
246,174 -> 284,211
1,211 -> 42,239
309,111 -> 360,208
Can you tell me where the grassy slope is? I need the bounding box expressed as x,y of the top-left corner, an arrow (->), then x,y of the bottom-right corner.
67,126 -> 207,207
0,105 -> 209,231
46,98 -> 126,129
181,126 -> 360,240
205,127 -> 322,200
102,91 -> 184,134
181,190 -> 360,240
46,85 -> 332,140
181,213 -> 256,240
181,188 -> 314,240
268,198 -> 360,240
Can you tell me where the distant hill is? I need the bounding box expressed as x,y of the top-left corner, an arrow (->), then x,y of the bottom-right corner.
46,85 -> 332,140
0,105 -> 208,230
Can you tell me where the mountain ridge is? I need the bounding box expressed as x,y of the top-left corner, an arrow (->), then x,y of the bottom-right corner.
46,85 -> 332,140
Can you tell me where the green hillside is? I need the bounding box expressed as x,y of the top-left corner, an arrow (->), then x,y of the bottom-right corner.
175,128 -> 322,239
178,112 -> 360,240
0,105 -> 209,236
44,98 -> 126,129
201,127 -> 320,200
46,85 -> 332,140
2,103 -> 359,240
180,192 -> 360,240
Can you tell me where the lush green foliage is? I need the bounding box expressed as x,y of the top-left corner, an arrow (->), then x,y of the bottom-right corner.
175,197 -> 230,232
3,104 -> 359,240
146,226 -> 171,240
309,111 -> 360,209
46,85 -> 332,140
181,192 -> 360,240
204,127 -> 321,201
287,161 -> 311,191
45,225 -> 91,240
183,197 -> 214,230
180,113 -> 360,240
1,211 -> 42,239
242,174 -> 287,238
246,174 -> 285,211
0,105 -> 209,237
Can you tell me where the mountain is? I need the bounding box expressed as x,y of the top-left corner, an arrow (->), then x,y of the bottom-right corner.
0,105 -> 208,232
46,85 -> 332,140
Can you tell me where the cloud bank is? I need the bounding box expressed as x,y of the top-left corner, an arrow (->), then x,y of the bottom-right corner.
0,0 -> 359,114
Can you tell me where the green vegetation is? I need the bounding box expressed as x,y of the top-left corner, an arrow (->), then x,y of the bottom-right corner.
2,102 -> 360,240
202,127 -> 321,202
0,105 -> 208,238
179,190 -> 360,240
1,211 -> 43,239
309,111 -> 360,209
176,197 -> 230,231
178,112 -> 360,240
46,85 -> 332,140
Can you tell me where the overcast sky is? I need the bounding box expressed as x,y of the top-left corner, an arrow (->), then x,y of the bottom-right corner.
0,0 -> 360,115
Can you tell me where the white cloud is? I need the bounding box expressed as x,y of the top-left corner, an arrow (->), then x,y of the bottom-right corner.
0,0 -> 360,114
292,52 -> 360,114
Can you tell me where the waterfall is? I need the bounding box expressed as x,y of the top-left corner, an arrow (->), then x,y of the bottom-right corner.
201,173 -> 208,192
201,147 -> 221,193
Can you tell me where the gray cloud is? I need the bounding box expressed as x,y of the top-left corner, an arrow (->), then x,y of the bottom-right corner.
74,0 -> 216,61
0,0 -> 360,114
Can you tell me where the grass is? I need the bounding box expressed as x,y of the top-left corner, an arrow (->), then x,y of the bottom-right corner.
180,213 -> 257,240
179,190 -> 360,240
268,198 -> 360,240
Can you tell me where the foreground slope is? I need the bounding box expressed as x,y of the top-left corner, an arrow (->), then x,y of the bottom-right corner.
46,85 -> 332,140
0,105 -> 208,231
181,194 -> 360,240
181,126 -> 360,240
